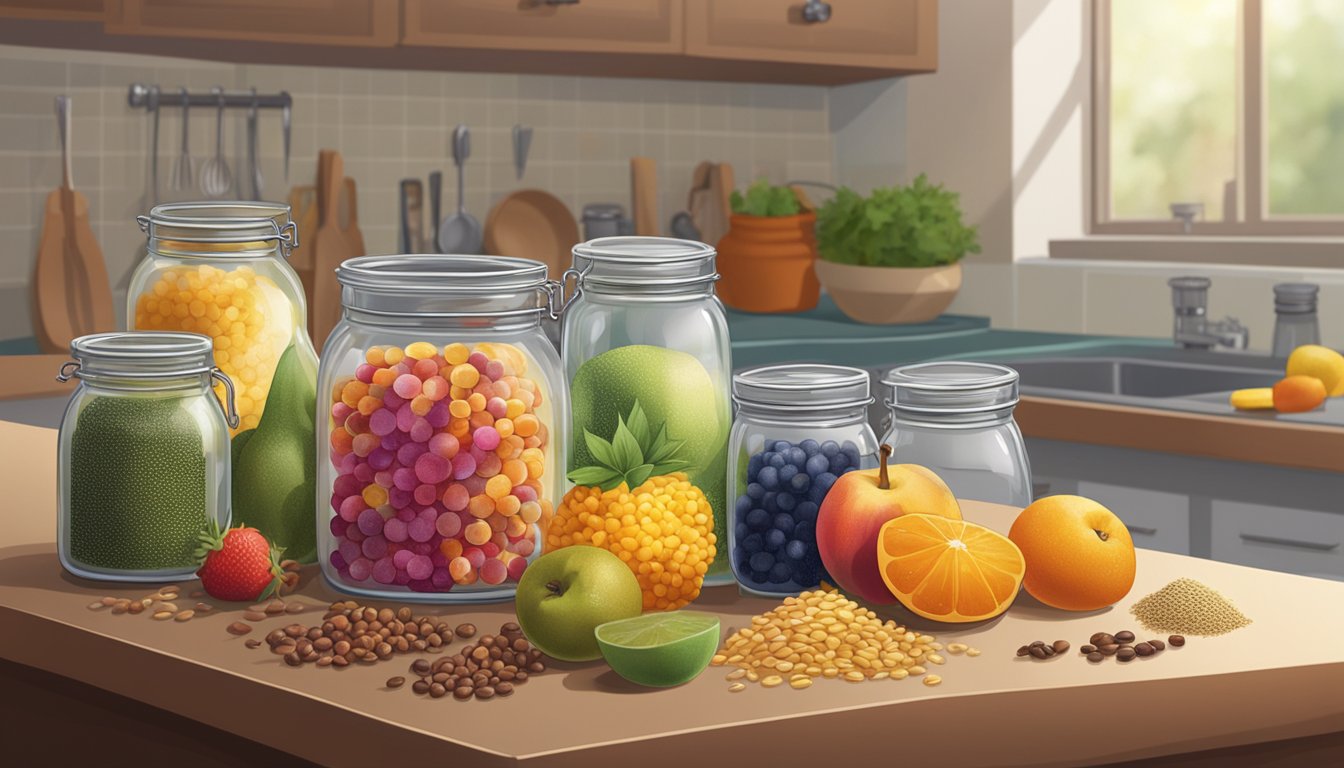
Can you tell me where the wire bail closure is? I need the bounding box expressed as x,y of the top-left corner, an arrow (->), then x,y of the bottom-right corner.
56,361 -> 80,383
542,267 -> 585,321
136,213 -> 298,257
210,367 -> 241,429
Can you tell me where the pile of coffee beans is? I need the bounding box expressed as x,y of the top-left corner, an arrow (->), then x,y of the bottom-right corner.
1080,630 -> 1184,663
407,621 -> 547,701
1016,639 -> 1070,660
260,600 -> 473,668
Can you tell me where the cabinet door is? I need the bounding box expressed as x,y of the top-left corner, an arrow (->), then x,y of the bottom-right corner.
685,0 -> 936,70
105,0 -> 398,47
403,0 -> 682,54
0,0 -> 103,20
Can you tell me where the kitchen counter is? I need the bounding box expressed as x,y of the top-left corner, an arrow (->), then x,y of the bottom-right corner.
3,419 -> 1343,767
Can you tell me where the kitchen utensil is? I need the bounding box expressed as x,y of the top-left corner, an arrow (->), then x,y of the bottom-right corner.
0,354 -> 77,401
286,184 -> 318,327
669,211 -> 700,240
428,171 -> 442,251
169,87 -> 193,192
581,203 -> 632,240
687,161 -> 712,240
32,96 -> 116,353
437,125 -> 482,254
281,94 -> 291,184
630,156 -> 658,236
696,162 -> 734,246
200,87 -> 232,198
512,124 -> 533,180
247,89 -> 263,199
146,84 -> 160,205
400,179 -> 425,253
310,150 -> 363,350
484,189 -> 579,280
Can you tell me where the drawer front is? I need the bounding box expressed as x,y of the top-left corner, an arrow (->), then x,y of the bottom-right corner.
403,0 -> 682,53
1212,499 -> 1344,579
1077,481 -> 1190,555
0,0 -> 104,21
685,0 -> 937,70
106,0 -> 398,46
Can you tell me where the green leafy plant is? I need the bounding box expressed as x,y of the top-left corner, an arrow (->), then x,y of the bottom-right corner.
730,178 -> 801,217
567,401 -> 691,491
816,175 -> 980,267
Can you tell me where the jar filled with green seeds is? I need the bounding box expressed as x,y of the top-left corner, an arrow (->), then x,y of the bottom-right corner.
56,332 -> 238,581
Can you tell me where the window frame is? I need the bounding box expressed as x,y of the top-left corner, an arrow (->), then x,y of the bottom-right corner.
1091,0 -> 1344,236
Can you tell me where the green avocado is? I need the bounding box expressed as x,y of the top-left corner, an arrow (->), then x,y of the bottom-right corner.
230,344 -> 317,562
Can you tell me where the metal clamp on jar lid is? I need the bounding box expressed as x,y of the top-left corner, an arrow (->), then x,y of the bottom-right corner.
336,254 -> 571,322
137,201 -> 297,258
882,362 -> 1019,421
569,236 -> 719,295
733,364 -> 873,412
56,331 -> 239,428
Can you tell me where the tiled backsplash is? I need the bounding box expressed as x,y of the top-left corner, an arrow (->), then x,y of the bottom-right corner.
0,44 -> 834,337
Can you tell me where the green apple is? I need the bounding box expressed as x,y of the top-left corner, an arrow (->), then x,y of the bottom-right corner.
514,546 -> 643,662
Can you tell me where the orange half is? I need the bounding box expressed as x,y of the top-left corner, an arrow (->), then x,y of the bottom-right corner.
877,514 -> 1025,623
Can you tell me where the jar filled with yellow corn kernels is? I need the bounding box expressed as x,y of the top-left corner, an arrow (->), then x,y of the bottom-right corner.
127,202 -> 320,563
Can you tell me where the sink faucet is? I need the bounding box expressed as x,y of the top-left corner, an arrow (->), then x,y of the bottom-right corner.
1169,277 -> 1249,351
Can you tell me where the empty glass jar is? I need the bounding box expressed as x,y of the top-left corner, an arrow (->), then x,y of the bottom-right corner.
727,364 -> 877,595
880,362 -> 1032,507
56,332 -> 237,582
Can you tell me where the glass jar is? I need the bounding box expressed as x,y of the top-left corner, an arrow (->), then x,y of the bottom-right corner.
128,201 -> 321,562
727,364 -> 878,595
559,237 -> 734,586
880,362 -> 1032,507
317,255 -> 567,602
56,332 -> 238,582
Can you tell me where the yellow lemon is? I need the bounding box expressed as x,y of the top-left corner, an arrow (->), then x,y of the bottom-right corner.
1286,345 -> 1344,397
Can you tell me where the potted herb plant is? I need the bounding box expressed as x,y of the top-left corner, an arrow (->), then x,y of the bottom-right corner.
814,175 -> 980,324
715,179 -> 819,313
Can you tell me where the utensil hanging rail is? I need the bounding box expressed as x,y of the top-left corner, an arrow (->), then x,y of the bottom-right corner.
127,83 -> 292,111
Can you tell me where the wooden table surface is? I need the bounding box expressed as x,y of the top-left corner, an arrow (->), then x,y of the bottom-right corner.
2,419 -> 1343,767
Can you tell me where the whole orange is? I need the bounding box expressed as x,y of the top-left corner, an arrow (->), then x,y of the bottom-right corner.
1008,495 -> 1135,611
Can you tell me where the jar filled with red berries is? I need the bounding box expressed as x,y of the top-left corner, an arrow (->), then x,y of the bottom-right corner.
317,255 -> 568,602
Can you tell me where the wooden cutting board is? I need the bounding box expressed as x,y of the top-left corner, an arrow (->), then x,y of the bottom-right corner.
309,150 -> 363,352
630,156 -> 658,236
32,96 -> 115,353
286,184 -> 318,337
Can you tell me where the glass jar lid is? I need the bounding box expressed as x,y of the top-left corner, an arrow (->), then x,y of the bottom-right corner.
882,362 -> 1019,414
733,364 -> 872,411
138,201 -> 295,258
1274,282 -> 1319,314
571,236 -> 717,291
336,254 -> 552,318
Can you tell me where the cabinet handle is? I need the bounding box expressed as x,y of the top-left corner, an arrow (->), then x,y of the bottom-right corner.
1128,525 -> 1158,536
1239,532 -> 1340,552
802,0 -> 832,24
544,0 -> 580,4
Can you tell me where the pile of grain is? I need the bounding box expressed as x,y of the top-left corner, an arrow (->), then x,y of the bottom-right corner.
1131,578 -> 1251,636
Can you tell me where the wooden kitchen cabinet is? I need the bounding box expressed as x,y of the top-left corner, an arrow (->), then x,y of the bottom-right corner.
402,0 -> 682,54
685,0 -> 937,71
0,0 -> 104,21
104,0 -> 398,47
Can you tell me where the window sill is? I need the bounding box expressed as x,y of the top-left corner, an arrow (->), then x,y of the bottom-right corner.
1049,237 -> 1344,270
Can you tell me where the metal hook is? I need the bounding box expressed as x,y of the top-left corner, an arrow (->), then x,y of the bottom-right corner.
210,368 -> 241,429
55,361 -> 80,383
543,267 -> 586,321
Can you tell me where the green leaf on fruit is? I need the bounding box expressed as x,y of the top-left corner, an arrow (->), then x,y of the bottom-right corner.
624,463 -> 655,488
568,401 -> 694,492
610,415 -> 643,471
583,429 -> 617,468
625,401 -> 652,447
567,466 -> 623,487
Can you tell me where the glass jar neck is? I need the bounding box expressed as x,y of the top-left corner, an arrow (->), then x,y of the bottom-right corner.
342,305 -> 544,333
79,372 -> 214,394
889,405 -> 1017,428
736,401 -> 871,429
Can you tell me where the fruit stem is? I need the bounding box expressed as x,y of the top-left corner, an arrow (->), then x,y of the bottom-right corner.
878,444 -> 892,490
1095,530 -> 1109,543
546,580 -> 565,597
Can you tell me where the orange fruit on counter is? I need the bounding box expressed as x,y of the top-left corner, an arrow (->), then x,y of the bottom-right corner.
1272,375 -> 1327,413
1009,495 -> 1135,611
876,514 -> 1025,623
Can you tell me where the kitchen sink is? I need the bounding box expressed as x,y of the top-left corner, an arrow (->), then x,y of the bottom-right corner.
1008,357 -> 1280,399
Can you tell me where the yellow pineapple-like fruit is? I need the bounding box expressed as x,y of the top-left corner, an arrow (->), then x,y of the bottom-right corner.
549,472 -> 717,611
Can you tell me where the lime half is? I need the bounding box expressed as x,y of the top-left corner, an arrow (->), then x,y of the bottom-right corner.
595,611 -> 721,688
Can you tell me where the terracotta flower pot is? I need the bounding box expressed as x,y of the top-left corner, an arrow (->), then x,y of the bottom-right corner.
814,260 -> 962,325
715,212 -> 819,313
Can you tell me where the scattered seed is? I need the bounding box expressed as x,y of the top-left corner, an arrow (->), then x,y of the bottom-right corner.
843,671 -> 865,682
728,683 -> 746,692
245,639 -> 262,648
227,622 -> 253,635
1087,652 -> 1104,663
242,610 -> 267,622
790,677 -> 813,689
87,600 -> 106,610
127,601 -> 145,614
1169,635 -> 1186,647
965,648 -> 981,657
908,665 -> 927,676
1114,630 -> 1135,644
154,602 -> 178,613
285,602 -> 306,614
455,623 -> 477,639
174,610 -> 194,622
194,602 -> 213,612
725,669 -> 746,681
927,654 -> 945,665
761,675 -> 784,687
190,589 -> 206,598
923,675 -> 942,686
100,597 -> 118,606
265,600 -> 286,615
946,643 -> 968,654
152,611 -> 173,620
386,676 -> 406,689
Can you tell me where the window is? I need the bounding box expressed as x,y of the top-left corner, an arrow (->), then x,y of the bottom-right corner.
1094,0 -> 1344,234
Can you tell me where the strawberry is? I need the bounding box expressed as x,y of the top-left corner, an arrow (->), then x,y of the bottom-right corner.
195,520 -> 284,602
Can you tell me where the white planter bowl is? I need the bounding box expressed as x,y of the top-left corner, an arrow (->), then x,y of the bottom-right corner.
814,260 -> 962,325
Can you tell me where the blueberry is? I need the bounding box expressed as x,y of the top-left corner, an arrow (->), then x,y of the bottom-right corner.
750,551 -> 775,572
800,438 -> 820,456
794,564 -> 819,586
794,520 -> 815,543
749,570 -> 768,585
768,452 -> 787,469
765,529 -> 786,551
773,440 -> 793,453
778,463 -> 799,483
794,500 -> 819,522
816,472 -> 838,494
776,492 -> 797,512
828,452 -> 850,473
820,440 -> 840,457
790,472 -> 811,493
735,495 -> 753,515
746,507 -> 770,532
762,492 -> 778,513
808,484 -> 828,504
805,454 -> 830,476
746,482 -> 765,500
785,539 -> 808,561
788,447 -> 807,468
758,465 -> 779,490
773,512 -> 795,533
742,533 -> 764,554
747,453 -> 764,477
735,522 -> 749,541
768,562 -> 792,584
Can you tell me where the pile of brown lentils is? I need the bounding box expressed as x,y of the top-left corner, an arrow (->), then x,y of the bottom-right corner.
396,621 -> 547,701
260,600 -> 469,667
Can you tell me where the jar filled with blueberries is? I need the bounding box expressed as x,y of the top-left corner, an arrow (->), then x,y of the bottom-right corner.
727,364 -> 878,595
